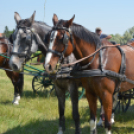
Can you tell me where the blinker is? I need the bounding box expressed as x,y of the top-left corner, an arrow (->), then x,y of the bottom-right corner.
25,34 -> 31,45
63,33 -> 69,44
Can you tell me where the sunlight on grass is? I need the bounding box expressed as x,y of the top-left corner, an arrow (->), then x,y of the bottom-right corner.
0,68 -> 134,134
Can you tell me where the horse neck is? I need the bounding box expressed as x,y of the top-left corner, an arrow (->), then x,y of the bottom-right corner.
73,35 -> 99,68
32,22 -> 51,54
33,22 -> 51,40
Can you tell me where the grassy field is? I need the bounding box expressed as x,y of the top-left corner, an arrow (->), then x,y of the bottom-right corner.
0,65 -> 134,134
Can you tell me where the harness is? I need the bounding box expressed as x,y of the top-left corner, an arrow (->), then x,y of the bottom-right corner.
11,25 -> 33,59
56,45 -> 131,92
48,26 -> 75,61
11,25 -> 48,62
49,26 -> 134,92
99,45 -> 126,92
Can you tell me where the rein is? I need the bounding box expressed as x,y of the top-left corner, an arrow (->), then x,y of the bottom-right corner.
61,44 -> 120,67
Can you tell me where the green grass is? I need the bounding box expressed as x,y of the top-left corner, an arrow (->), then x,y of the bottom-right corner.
0,66 -> 134,134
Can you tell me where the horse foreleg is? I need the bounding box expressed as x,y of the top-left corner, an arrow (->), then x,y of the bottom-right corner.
12,73 -> 24,105
86,90 -> 97,134
5,70 -> 24,105
55,85 -> 65,134
70,82 -> 81,134
102,90 -> 113,134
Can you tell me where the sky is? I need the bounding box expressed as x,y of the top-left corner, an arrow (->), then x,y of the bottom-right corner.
0,0 -> 134,35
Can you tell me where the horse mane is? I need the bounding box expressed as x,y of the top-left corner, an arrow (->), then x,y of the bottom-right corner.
57,20 -> 101,48
18,19 -> 51,28
34,21 -> 50,27
71,23 -> 101,48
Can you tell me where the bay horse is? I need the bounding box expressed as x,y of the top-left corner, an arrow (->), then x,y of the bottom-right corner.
44,14 -> 134,134
9,12 -> 81,134
0,37 -> 23,105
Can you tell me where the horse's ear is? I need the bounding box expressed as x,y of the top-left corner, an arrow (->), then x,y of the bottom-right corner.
30,11 -> 36,24
14,12 -> 21,24
66,15 -> 75,28
52,14 -> 58,26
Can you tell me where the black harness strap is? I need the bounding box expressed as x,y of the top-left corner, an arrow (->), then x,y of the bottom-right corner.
99,45 -> 126,92
117,46 -> 126,75
48,49 -> 61,57
49,26 -> 75,61
115,46 -> 126,92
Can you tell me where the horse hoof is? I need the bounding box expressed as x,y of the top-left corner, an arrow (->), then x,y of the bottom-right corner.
97,117 -> 104,127
57,127 -> 63,134
12,96 -> 20,105
106,129 -> 112,134
12,102 -> 19,105
57,131 -> 63,134
90,129 -> 97,134
111,113 -> 115,124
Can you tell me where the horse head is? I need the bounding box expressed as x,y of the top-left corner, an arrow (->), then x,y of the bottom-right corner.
9,11 -> 49,71
45,14 -> 75,74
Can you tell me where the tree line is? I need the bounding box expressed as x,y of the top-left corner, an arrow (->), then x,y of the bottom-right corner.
3,26 -> 14,38
110,26 -> 134,45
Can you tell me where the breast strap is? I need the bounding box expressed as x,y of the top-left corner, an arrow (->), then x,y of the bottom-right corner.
99,45 -> 126,92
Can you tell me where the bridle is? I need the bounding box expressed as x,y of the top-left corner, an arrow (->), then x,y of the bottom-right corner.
48,26 -> 100,69
11,25 -> 33,60
48,26 -> 75,61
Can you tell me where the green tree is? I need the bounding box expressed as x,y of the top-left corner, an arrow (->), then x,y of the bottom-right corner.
3,26 -> 14,38
122,31 -> 132,44
110,26 -> 134,45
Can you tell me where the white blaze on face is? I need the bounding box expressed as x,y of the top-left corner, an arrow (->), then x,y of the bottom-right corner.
9,28 -> 26,70
45,31 -> 57,65
9,29 -> 20,67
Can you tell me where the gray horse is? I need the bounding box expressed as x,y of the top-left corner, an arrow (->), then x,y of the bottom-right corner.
9,11 -> 81,134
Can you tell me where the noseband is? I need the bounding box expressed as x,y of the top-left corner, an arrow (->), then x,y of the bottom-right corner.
48,26 -> 75,61
11,25 -> 33,59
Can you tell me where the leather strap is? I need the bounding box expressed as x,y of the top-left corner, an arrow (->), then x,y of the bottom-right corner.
48,49 -> 62,57
61,44 -> 120,67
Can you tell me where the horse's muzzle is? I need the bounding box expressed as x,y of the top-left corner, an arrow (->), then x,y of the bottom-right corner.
45,63 -> 60,75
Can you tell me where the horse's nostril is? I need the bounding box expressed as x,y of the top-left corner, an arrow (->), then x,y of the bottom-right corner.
45,64 -> 52,73
49,64 -> 52,71
12,64 -> 18,70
